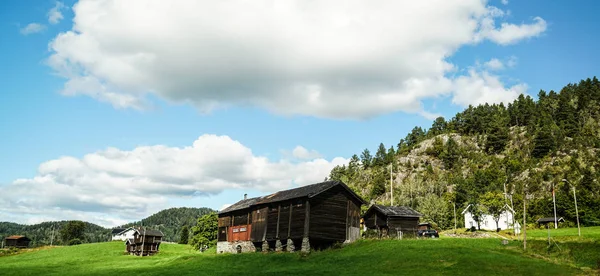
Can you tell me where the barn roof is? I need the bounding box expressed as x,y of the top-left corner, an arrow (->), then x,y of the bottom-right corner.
133,228 -> 164,237
5,235 -> 30,240
219,180 -> 366,214
366,204 -> 423,218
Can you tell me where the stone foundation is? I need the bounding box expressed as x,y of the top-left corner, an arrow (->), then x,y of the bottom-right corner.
261,240 -> 269,252
287,239 -> 295,252
216,241 -> 256,254
275,240 -> 283,252
301,237 -> 310,253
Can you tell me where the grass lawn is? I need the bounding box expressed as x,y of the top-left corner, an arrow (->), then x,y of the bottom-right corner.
0,237 -> 595,276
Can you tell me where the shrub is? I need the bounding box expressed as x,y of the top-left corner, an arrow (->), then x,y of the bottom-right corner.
68,239 -> 83,246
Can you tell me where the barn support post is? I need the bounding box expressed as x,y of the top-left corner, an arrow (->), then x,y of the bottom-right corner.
302,200 -> 311,253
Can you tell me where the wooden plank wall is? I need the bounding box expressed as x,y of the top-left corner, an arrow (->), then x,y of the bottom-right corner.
265,206 -> 279,240
387,217 -> 419,231
309,185 -> 355,241
250,207 -> 268,241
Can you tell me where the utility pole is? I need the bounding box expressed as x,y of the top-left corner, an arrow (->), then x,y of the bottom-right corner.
562,179 -> 581,237
390,163 -> 394,206
552,182 -> 558,229
50,223 -> 55,246
523,184 -> 527,251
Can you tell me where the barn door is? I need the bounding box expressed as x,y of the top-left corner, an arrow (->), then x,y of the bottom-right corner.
346,200 -> 360,242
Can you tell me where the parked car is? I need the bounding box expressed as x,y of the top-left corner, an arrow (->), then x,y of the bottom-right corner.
418,229 -> 439,238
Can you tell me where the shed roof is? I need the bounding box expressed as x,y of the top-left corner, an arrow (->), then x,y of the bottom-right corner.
133,228 -> 164,237
365,204 -> 423,218
219,180 -> 366,214
5,235 -> 30,240
536,217 -> 565,224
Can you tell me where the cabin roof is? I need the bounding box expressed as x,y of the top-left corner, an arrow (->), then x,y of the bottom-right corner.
133,228 -> 164,237
219,180 -> 366,214
5,235 -> 30,240
365,204 -> 423,218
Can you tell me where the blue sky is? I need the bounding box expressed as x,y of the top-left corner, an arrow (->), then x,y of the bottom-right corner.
1,0 -> 599,227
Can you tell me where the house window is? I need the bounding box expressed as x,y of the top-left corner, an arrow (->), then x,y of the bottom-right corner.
239,227 -> 247,232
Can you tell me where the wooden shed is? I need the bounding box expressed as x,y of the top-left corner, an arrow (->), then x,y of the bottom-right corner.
4,235 -> 31,248
363,204 -> 423,238
124,228 -> 163,256
217,180 -> 366,254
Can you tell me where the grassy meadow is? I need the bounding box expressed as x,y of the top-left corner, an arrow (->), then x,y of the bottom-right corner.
0,227 -> 598,276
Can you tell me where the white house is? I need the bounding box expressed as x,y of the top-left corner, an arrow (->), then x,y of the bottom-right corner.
111,227 -> 136,241
462,204 -> 521,234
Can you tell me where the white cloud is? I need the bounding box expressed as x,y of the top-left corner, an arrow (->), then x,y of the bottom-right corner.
506,56 -> 518,68
20,23 -> 45,35
484,58 -> 505,71
47,0 -> 546,119
0,135 -> 348,227
501,0 -> 509,5
475,15 -> 547,45
48,2 -> 65,24
292,146 -> 323,160
452,69 -> 527,106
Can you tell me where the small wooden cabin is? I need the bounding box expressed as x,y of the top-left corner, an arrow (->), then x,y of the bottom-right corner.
124,228 -> 163,256
363,204 -> 423,238
217,180 -> 366,253
4,235 -> 31,248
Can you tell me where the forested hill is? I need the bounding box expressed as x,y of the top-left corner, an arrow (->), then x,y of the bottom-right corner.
328,76 -> 600,230
118,207 -> 216,242
1,207 -> 216,247
0,221 -> 108,247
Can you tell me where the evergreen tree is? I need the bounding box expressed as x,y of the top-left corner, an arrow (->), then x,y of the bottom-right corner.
360,149 -> 372,169
60,221 -> 86,245
179,225 -> 189,244
531,119 -> 557,159
440,137 -> 459,169
429,117 -> 447,136
486,116 -> 509,154
373,143 -> 387,167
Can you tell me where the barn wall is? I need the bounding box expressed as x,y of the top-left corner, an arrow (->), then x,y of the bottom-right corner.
250,207 -> 268,241
265,205 -> 279,240
309,185 -> 361,241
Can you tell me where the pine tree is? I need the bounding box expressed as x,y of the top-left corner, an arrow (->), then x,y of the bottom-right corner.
360,149 -> 372,169
373,143 -> 387,167
486,116 -> 509,154
179,225 -> 189,244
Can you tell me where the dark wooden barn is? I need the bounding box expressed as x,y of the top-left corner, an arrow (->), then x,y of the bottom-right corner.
124,228 -> 163,256
363,204 -> 423,238
4,235 -> 31,248
217,180 -> 366,254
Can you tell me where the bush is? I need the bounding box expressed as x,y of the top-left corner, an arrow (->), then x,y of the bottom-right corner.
68,239 -> 83,246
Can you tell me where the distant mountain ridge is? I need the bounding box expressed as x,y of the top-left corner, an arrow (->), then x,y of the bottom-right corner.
1,207 -> 216,246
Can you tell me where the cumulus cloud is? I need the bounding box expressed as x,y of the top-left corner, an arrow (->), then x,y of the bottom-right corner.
452,69 -> 527,106
501,0 -> 509,5
292,146 -> 323,160
48,2 -> 65,24
20,23 -> 45,35
0,135 -> 347,227
484,58 -> 505,71
47,0 -> 547,119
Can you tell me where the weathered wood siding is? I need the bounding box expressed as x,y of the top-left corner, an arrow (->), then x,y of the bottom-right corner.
309,185 -> 362,241
387,217 -> 419,231
278,204 -> 290,239
265,205 -> 279,240
250,207 -> 268,241
363,211 -> 387,229
218,216 -> 231,227
290,200 -> 306,239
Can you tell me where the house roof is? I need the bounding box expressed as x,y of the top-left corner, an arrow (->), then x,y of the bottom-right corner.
5,235 -> 30,240
133,228 -> 164,237
219,180 -> 366,214
536,217 -> 565,224
111,228 -> 126,234
365,204 -> 423,218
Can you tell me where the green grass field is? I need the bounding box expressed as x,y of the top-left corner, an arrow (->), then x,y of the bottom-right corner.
0,228 -> 598,276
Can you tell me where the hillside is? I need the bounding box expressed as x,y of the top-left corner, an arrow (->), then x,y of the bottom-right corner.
0,235 -> 592,275
117,207 -> 216,242
328,76 -> 600,230
1,207 -> 216,246
0,221 -> 108,247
